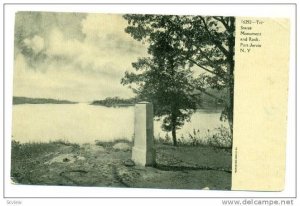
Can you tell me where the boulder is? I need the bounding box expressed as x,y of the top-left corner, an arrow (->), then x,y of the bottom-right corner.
82,144 -> 105,154
124,159 -> 135,167
44,154 -> 85,165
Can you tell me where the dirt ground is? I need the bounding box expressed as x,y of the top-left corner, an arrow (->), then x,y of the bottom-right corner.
11,141 -> 232,190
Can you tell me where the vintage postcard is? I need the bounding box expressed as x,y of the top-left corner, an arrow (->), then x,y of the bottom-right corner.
10,12 -> 290,191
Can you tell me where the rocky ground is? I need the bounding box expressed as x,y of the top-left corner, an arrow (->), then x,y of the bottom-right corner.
11,140 -> 232,190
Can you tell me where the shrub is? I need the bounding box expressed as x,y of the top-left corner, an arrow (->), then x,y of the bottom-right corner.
156,125 -> 232,148
207,126 -> 232,148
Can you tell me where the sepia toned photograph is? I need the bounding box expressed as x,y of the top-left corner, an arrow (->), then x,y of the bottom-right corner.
11,12 -> 235,190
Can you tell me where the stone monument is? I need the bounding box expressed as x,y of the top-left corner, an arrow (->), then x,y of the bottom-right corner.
132,102 -> 156,166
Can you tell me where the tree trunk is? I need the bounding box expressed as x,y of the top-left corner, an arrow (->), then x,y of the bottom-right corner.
171,125 -> 177,146
171,113 -> 178,146
227,17 -> 235,137
228,84 -> 234,136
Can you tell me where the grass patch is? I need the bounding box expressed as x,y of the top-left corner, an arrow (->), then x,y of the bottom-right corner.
10,138 -> 231,189
11,139 -> 80,159
11,140 -> 80,184
12,140 -> 75,157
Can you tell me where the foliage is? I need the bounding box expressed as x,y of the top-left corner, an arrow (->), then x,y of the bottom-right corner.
121,20 -> 201,145
123,14 -> 235,136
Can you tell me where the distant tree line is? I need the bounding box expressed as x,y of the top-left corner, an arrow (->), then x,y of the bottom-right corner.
91,91 -> 225,109
91,97 -> 139,107
13,96 -> 77,105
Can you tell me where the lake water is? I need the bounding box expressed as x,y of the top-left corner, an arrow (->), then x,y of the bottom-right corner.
12,103 -> 229,144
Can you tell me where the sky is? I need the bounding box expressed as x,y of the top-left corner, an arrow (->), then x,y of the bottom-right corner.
13,12 -> 148,102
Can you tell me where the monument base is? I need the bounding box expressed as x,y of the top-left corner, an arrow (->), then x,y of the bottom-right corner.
132,146 -> 156,166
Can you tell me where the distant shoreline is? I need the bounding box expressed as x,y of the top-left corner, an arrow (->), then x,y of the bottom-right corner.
13,96 -> 78,105
90,102 -> 134,107
90,97 -> 137,107
12,96 -> 225,110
